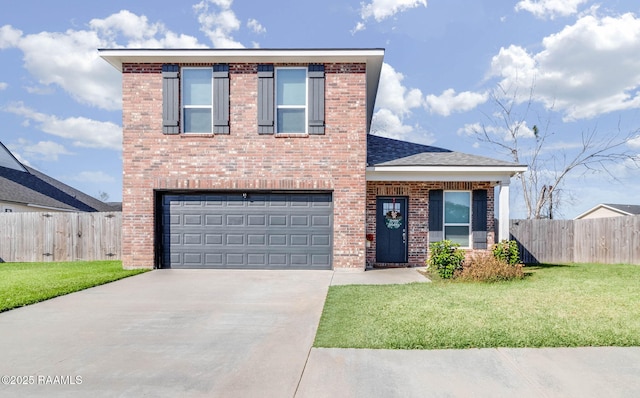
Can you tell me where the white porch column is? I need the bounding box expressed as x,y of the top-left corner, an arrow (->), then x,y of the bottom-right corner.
499,180 -> 510,242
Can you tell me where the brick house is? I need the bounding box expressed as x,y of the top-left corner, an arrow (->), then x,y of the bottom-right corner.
100,48 -> 526,270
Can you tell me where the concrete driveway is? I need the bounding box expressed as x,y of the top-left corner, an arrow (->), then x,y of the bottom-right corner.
0,269 -> 333,397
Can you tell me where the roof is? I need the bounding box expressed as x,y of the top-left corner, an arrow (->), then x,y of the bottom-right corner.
602,204 -> 640,215
99,47 -> 384,134
0,144 -> 116,212
575,203 -> 640,219
366,134 -> 527,182
367,134 -> 522,167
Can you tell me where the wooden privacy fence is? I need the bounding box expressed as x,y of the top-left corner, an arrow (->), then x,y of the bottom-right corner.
510,215 -> 640,265
0,212 -> 121,263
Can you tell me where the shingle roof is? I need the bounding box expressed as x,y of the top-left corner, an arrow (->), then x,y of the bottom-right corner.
602,204 -> 640,215
0,164 -> 117,212
367,134 -> 523,167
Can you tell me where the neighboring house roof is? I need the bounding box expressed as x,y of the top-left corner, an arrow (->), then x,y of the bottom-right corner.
575,203 -> 640,219
99,47 -> 384,134
366,134 -> 527,182
0,143 -> 116,212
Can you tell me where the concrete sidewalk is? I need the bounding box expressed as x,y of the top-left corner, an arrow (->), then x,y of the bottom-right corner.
331,266 -> 429,285
297,347 -> 640,397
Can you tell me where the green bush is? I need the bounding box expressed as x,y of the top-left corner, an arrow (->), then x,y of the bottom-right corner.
492,239 -> 520,266
455,251 -> 524,282
428,240 -> 465,279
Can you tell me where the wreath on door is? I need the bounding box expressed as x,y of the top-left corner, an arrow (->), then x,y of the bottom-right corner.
384,198 -> 403,229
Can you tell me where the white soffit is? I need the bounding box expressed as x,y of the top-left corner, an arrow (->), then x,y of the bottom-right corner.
366,165 -> 527,182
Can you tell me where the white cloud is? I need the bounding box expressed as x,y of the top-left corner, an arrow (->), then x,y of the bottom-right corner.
628,135 -> 640,149
0,82 -> 7,90
371,109 -> 435,145
515,0 -> 588,19
370,63 -> 425,140
377,63 -> 424,115
71,171 -> 116,183
0,11 -> 204,112
371,109 -> 414,137
354,0 -> 427,33
488,12 -> 640,121
20,140 -> 73,161
425,89 -> 488,116
457,121 -> 535,141
4,102 -> 121,150
0,25 -> 22,48
247,19 -> 266,35
89,10 -> 162,41
194,0 -> 244,48
361,0 -> 427,22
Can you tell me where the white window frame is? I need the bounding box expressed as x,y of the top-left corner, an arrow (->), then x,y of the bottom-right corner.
181,67 -> 213,134
275,67 -> 308,134
443,190 -> 472,248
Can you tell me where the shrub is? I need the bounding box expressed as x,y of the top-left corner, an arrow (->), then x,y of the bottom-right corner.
428,240 -> 465,279
492,240 -> 520,266
455,252 -> 524,282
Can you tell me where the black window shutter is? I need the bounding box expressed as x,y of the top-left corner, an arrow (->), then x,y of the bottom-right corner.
257,64 -> 274,134
429,190 -> 443,243
472,189 -> 488,249
308,64 -> 325,135
162,64 -> 179,135
213,64 -> 230,134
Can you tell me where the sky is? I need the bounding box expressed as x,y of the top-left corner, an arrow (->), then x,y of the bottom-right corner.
1,0 -> 639,218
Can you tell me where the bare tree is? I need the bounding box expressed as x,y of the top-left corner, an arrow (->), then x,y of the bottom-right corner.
97,191 -> 110,202
472,83 -> 639,219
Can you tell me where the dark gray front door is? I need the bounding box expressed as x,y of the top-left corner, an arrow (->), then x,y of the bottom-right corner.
376,197 -> 408,263
161,192 -> 333,269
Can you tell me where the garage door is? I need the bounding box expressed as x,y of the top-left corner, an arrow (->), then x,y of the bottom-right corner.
161,192 -> 333,269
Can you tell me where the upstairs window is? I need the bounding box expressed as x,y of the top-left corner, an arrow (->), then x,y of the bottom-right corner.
182,68 -> 213,134
276,68 -> 307,134
162,64 -> 229,135
257,64 -> 325,135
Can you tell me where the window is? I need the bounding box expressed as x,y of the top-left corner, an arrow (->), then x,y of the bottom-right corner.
429,189 -> 487,249
444,191 -> 471,247
257,64 -> 324,135
182,68 -> 212,133
162,64 -> 229,135
276,68 -> 307,133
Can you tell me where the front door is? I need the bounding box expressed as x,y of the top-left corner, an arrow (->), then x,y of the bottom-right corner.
376,197 -> 408,263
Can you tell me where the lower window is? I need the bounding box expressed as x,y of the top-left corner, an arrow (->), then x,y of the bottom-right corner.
444,191 -> 471,247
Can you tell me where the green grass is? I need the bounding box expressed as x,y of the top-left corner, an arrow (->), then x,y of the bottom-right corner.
0,261 -> 148,313
314,263 -> 640,349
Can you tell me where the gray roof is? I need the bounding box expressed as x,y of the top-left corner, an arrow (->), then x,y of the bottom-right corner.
0,144 -> 117,212
367,134 -> 523,167
602,204 -> 640,215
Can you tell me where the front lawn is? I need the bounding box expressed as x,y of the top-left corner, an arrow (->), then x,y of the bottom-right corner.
0,261 -> 148,313
314,263 -> 640,349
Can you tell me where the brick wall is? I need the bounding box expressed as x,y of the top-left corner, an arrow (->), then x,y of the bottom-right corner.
366,181 -> 496,267
121,62 -> 367,269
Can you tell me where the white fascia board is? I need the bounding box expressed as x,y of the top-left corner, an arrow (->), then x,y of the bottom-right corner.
574,204 -> 630,219
26,203 -> 76,212
366,165 -> 527,183
99,48 -> 384,72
